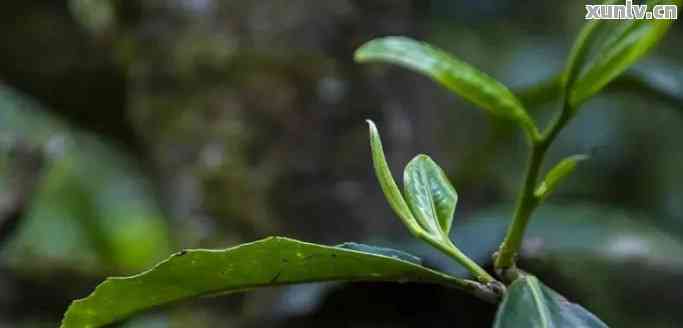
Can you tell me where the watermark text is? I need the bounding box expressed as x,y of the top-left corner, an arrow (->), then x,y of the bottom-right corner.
585,0 -> 677,20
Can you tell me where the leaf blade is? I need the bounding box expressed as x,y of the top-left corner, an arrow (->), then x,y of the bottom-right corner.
367,120 -> 422,235
494,275 -> 608,328
565,0 -> 680,108
534,154 -> 588,202
336,242 -> 422,265
61,237 -> 471,328
403,154 -> 458,236
356,37 -> 536,135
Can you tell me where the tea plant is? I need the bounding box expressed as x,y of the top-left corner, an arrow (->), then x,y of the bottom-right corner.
60,1 -> 679,327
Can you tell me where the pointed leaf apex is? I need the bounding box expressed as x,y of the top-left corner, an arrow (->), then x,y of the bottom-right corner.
535,154 -> 589,202
366,120 -> 422,236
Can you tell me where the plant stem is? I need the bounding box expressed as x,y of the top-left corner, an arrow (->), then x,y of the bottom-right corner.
494,101 -> 573,279
494,143 -> 544,275
422,234 -> 496,284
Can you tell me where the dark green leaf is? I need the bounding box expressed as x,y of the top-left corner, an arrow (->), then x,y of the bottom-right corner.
403,154 -> 458,236
456,204 -> 683,327
367,120 -> 422,235
61,237 -> 473,328
534,155 -> 588,202
494,275 -> 608,328
565,0 -> 680,108
355,37 -> 536,135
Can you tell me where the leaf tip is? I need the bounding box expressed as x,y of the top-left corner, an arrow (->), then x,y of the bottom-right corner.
354,41 -> 375,63
353,49 -> 366,63
366,119 -> 379,136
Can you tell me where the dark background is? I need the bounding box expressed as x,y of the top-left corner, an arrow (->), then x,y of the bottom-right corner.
0,1 -> 682,327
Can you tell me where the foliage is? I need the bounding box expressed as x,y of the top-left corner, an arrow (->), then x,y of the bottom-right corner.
62,237 -> 480,327
59,1 -> 681,327
494,276 -> 607,327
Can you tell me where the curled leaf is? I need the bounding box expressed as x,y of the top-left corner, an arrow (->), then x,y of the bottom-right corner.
367,120 -> 421,235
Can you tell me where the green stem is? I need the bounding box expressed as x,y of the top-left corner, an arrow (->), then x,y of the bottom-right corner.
494,143 -> 544,273
422,234 -> 496,284
494,100 -> 573,279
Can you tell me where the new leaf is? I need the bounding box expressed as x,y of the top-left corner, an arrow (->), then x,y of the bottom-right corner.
535,154 -> 588,202
367,120 -> 422,235
565,0 -> 680,108
404,154 -> 458,236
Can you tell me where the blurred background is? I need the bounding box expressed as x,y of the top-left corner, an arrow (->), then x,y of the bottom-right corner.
0,0 -> 681,327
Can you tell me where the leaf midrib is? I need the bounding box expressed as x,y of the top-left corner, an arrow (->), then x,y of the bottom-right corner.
528,277 -> 551,328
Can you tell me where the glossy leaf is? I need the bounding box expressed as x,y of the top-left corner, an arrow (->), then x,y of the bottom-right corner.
367,120 -> 422,234
61,237 -> 473,328
494,275 -> 608,328
337,242 -> 422,265
565,0 -> 680,108
403,154 -> 458,236
534,155 -> 588,202
355,37 -> 536,134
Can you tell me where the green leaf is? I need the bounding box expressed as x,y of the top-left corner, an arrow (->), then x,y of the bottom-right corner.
456,204 -> 683,327
403,154 -> 458,236
534,155 -> 588,202
367,120 -> 422,235
336,242 -> 422,265
61,237 -> 473,328
494,275 -> 608,328
355,37 -> 536,136
565,0 -> 680,108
